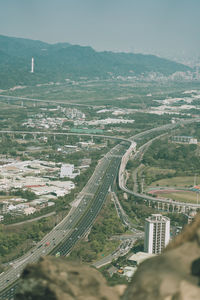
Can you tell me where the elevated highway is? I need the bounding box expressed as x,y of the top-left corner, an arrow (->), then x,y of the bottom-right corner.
0,117 -> 200,298
0,139 -> 129,299
0,130 -> 130,144
119,120 -> 200,213
0,95 -> 99,108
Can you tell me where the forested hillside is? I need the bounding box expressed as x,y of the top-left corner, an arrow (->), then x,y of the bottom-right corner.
0,35 -> 191,89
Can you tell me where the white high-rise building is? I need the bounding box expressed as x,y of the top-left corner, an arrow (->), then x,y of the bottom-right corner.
60,164 -> 74,179
144,214 -> 170,254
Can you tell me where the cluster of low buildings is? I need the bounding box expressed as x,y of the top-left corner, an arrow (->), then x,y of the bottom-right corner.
108,251 -> 156,281
96,108 -> 137,115
74,118 -> 135,126
0,159 -> 80,219
171,136 -> 198,144
22,116 -> 68,130
63,107 -> 85,120
22,107 -> 86,130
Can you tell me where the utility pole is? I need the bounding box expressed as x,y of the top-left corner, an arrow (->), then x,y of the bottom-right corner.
194,174 -> 197,186
141,175 -> 145,194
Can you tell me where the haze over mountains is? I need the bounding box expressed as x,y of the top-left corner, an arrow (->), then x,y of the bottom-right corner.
0,35 -> 192,89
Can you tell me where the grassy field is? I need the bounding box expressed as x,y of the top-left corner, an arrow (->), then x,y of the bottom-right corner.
0,196 -> 13,202
150,176 -> 198,187
140,166 -> 175,178
153,190 -> 198,204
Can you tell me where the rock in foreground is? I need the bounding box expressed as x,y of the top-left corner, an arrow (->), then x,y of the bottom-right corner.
122,214 -> 200,300
15,214 -> 200,300
15,257 -> 122,300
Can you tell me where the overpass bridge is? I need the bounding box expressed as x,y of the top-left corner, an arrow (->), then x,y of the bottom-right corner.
118,119 -> 200,213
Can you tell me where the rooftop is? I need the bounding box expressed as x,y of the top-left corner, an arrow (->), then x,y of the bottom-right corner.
128,252 -> 156,265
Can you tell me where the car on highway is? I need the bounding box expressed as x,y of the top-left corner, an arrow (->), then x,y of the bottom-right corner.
55,252 -> 60,257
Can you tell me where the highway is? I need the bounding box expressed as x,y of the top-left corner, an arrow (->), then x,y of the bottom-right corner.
0,116 -> 200,299
119,119 -> 200,210
93,238 -> 137,269
0,141 -> 129,299
120,139 -> 200,209
0,95 -> 101,108
0,130 -> 130,144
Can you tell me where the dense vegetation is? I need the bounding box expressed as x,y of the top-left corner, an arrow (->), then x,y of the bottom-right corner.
117,191 -> 188,228
142,138 -> 200,174
0,35 -> 191,89
0,217 -> 56,264
68,197 -> 125,262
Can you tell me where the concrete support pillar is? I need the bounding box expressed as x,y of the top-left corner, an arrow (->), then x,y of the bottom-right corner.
157,202 -> 160,210
172,204 -> 175,213
33,134 -> 37,140
182,206 -> 186,213
162,203 -> 165,211
192,207 -> 197,214
167,203 -> 170,212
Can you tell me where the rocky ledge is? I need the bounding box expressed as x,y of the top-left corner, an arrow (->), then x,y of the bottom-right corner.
15,214 -> 200,300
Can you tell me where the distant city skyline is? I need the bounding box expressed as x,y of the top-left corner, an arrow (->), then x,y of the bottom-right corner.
1,0 -> 200,63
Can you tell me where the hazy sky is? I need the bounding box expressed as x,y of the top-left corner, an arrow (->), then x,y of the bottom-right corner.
1,0 -> 200,59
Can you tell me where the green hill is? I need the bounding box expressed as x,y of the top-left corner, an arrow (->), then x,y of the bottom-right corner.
0,35 -> 192,89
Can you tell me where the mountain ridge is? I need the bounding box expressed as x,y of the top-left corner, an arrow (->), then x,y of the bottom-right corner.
0,35 -> 192,89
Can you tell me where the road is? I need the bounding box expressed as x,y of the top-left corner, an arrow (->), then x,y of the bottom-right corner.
0,95 -> 101,108
119,119 -> 200,209
1,117 -> 200,299
120,138 -> 200,209
93,237 -> 139,269
5,212 -> 56,227
112,191 -> 143,235
0,130 -> 130,144
0,142 -> 129,299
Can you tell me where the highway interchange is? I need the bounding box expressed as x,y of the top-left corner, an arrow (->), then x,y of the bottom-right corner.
0,116 -> 200,299
119,118 -> 200,210
0,141 -> 129,299
120,135 -> 200,210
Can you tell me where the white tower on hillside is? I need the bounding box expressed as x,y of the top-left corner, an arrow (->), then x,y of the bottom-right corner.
31,57 -> 34,73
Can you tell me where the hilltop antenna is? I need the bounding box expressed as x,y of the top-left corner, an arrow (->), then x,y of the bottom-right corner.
31,57 -> 34,73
